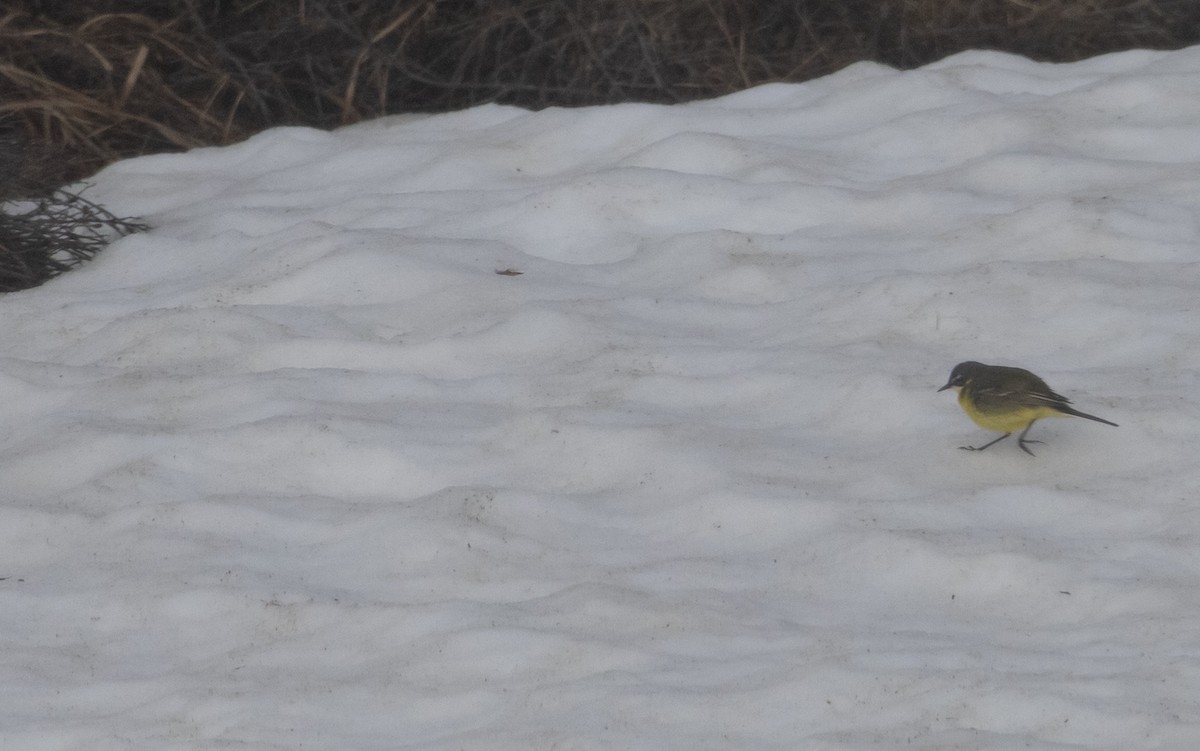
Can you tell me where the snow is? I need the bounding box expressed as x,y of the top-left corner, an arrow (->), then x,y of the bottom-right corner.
3,46 -> 1200,749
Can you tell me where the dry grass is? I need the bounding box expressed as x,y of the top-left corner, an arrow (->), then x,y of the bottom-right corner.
1,0 -> 1197,291
3,0 -> 1197,187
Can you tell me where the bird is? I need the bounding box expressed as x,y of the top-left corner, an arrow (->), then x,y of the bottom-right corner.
938,361 -> 1117,456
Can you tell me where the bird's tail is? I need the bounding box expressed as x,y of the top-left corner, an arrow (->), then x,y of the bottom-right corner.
1056,404 -> 1118,427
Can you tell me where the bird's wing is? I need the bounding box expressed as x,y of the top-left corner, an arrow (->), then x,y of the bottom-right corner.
972,384 -> 1070,411
969,384 -> 1019,411
1015,388 -> 1072,408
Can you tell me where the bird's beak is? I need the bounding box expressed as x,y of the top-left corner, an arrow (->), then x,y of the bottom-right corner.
937,382 -> 952,392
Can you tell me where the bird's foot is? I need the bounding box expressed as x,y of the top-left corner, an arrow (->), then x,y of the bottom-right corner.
1018,439 -> 1044,457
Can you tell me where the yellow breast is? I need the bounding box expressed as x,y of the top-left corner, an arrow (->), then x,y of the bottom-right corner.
958,390 -> 1064,433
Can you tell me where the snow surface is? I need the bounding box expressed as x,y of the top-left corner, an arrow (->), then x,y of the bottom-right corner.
3,46 -> 1200,749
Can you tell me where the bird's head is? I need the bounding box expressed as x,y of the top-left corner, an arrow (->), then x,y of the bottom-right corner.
938,361 -> 984,392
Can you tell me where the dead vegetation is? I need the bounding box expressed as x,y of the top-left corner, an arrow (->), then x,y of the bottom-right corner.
1,0 -> 1198,290
0,185 -> 145,292
4,0 -> 1198,183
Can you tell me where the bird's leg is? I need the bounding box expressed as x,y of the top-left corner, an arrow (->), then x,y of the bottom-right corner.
959,432 -> 1011,452
1017,421 -> 1043,456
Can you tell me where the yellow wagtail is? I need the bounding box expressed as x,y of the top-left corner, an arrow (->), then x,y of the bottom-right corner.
938,361 -> 1117,456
